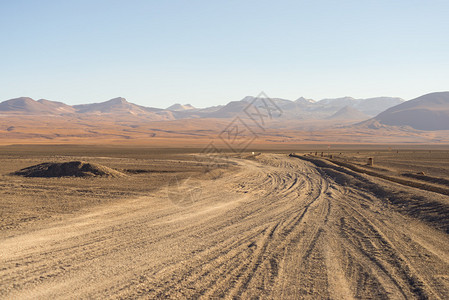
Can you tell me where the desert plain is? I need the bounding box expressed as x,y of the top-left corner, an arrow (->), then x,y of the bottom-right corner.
3,0 -> 449,298
0,144 -> 448,299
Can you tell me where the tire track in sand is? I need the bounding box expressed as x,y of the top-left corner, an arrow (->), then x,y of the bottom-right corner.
1,154 -> 449,299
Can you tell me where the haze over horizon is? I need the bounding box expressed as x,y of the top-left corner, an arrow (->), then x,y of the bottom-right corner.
1,1 -> 448,107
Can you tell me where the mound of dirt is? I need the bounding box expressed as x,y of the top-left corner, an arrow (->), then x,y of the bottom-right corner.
13,161 -> 125,178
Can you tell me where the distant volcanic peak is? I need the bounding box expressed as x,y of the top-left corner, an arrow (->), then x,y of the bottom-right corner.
37,99 -> 68,106
0,97 -> 56,113
381,91 -> 449,114
409,91 -> 449,106
355,97 -> 405,107
203,100 -> 250,118
167,103 -> 196,111
415,91 -> 449,98
364,96 -> 404,102
371,91 -> 449,130
0,92 -> 445,125
19,97 -> 35,101
106,97 -> 128,105
316,97 -> 357,107
72,97 -> 142,114
5,97 -> 36,104
242,95 -> 292,103
319,96 -> 356,102
35,99 -> 76,113
295,97 -> 316,104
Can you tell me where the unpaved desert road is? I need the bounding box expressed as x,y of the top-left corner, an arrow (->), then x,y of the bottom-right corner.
1,154 -> 449,299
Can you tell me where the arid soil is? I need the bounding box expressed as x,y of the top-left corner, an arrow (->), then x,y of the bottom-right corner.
2,115 -> 449,146
1,148 -> 449,299
0,146 -> 210,235
328,149 -> 449,179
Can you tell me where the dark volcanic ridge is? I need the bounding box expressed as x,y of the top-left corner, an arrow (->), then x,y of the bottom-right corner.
12,161 -> 126,178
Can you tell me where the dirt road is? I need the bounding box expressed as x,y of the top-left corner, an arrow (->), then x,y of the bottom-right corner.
1,154 -> 449,299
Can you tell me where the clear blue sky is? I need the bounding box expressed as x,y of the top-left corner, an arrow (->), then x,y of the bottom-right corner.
1,0 -> 448,107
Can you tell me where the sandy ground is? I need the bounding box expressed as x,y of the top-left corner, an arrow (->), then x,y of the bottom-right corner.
2,115 -> 449,145
0,148 -> 212,235
1,153 -> 449,299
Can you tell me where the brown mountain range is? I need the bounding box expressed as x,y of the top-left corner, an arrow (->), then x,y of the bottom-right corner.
0,93 -> 448,145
